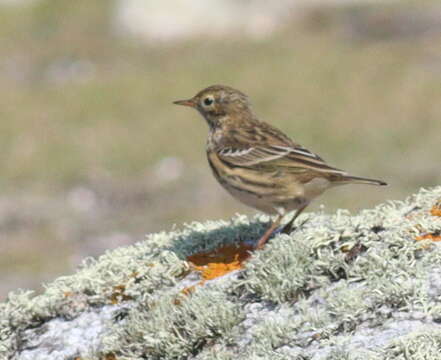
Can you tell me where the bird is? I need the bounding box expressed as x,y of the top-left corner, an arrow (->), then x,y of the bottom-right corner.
174,85 -> 387,249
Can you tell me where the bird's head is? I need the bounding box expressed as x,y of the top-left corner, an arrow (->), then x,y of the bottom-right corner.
174,85 -> 252,128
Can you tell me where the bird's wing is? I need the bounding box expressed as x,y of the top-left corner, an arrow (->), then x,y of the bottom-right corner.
215,119 -> 347,177
217,144 -> 346,175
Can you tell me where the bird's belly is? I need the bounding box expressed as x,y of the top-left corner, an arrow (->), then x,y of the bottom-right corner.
303,177 -> 331,199
267,177 -> 332,213
221,183 -> 280,214
216,175 -> 332,215
216,175 -> 311,215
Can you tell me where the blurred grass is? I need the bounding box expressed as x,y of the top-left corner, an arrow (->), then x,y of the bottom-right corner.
0,0 -> 440,297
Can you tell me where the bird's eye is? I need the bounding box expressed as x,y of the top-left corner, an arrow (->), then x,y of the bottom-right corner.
203,97 -> 214,106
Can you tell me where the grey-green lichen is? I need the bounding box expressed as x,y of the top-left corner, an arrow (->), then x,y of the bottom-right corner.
381,330 -> 441,359
1,186 -> 441,360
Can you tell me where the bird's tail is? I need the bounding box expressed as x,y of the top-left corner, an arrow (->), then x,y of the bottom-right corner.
337,175 -> 387,186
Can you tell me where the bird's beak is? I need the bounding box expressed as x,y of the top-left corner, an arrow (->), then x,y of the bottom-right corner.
173,98 -> 196,107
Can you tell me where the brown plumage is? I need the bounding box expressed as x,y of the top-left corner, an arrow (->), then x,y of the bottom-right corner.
174,85 -> 387,249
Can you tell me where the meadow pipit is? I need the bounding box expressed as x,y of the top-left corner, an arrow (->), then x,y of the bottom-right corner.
174,85 -> 387,249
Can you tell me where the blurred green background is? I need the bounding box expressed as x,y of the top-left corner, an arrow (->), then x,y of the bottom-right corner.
0,0 -> 440,299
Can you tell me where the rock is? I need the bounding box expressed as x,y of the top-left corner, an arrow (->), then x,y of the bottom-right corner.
1,186 -> 441,359
18,304 -> 129,360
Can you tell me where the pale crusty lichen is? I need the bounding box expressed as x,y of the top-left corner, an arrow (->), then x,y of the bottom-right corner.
1,187 -> 441,359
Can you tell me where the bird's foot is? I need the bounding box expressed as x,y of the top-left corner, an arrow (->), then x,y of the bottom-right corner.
280,217 -> 310,235
255,217 -> 282,249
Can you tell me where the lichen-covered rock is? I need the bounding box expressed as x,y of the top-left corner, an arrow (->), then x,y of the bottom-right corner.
1,187 -> 441,360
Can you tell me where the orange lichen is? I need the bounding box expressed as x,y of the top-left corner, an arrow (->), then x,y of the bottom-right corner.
102,354 -> 117,360
187,243 -> 254,281
110,284 -> 133,304
174,243 -> 254,305
180,284 -> 197,296
174,285 -> 197,305
416,234 -> 441,242
431,203 -> 441,217
129,271 -> 139,278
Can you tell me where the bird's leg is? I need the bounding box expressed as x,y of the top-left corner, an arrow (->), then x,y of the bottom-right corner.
281,205 -> 308,235
255,214 -> 283,250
